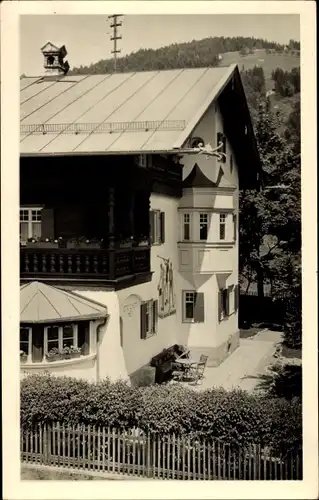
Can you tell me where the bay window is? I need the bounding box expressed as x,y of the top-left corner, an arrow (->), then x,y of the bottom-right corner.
44,324 -> 78,354
219,213 -> 227,240
199,213 -> 209,240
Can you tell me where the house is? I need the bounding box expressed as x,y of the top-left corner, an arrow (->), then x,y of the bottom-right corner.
20,42 -> 261,382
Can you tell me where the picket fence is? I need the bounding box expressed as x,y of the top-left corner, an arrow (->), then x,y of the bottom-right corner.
21,423 -> 302,480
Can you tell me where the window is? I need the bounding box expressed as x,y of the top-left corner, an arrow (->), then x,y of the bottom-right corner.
182,291 -> 205,323
20,327 -> 31,359
135,154 -> 151,168
230,154 -> 233,173
150,210 -> 165,245
218,285 -> 238,322
190,137 -> 204,148
219,213 -> 227,240
183,213 -> 190,240
199,213 -> 208,240
20,207 -> 42,242
218,288 -> 229,322
141,300 -> 158,339
44,324 -> 78,354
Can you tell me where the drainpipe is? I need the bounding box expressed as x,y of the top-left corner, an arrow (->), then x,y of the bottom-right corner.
95,316 -> 108,383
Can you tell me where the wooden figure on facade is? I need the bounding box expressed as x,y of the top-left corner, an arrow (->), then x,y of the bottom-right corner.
157,256 -> 176,318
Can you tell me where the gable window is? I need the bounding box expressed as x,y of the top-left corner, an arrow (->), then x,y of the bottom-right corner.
182,291 -> 205,323
44,323 -> 78,355
20,207 -> 42,242
150,210 -> 165,245
140,299 -> 158,339
20,327 -> 32,361
199,213 -> 209,240
183,213 -> 190,241
219,213 -> 227,240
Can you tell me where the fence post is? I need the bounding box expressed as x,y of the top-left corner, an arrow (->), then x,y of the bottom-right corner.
147,433 -> 151,478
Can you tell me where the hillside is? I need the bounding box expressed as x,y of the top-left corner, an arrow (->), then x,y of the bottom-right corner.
69,36 -> 299,77
220,49 -> 300,91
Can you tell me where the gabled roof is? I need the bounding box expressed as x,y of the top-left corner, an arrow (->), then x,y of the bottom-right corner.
20,281 -> 108,323
20,65 -> 236,156
183,163 -> 216,188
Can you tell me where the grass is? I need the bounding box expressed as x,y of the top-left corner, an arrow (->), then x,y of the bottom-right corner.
239,327 -> 263,339
222,49 -> 300,90
21,466 -> 109,480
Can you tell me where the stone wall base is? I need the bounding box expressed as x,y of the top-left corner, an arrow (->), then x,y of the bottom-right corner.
188,329 -> 240,367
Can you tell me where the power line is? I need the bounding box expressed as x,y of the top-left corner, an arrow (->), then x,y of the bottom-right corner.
108,14 -> 123,73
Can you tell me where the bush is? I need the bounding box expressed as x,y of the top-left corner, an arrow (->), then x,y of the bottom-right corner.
130,366 -> 156,388
21,373 -> 302,453
256,363 -> 302,400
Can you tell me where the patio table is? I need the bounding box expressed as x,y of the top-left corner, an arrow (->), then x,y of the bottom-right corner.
174,358 -> 198,378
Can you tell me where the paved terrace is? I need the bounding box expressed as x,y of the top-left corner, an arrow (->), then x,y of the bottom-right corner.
172,329 -> 283,393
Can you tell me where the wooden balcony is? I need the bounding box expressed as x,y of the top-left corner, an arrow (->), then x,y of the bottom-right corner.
20,246 -> 152,290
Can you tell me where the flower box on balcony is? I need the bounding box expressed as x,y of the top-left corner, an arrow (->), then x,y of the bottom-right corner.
119,241 -> 133,249
138,240 -> 149,247
66,240 -> 102,249
26,241 -> 59,249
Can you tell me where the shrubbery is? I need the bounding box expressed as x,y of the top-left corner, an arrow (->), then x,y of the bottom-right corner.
21,374 -> 302,453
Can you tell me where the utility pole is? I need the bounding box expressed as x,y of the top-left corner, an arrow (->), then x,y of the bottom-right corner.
108,14 -> 123,73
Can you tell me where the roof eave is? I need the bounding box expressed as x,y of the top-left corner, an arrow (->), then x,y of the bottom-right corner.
173,64 -> 238,149
21,312 -> 108,324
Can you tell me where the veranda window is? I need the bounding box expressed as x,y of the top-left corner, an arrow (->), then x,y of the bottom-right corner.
20,207 -> 42,242
44,324 -> 78,354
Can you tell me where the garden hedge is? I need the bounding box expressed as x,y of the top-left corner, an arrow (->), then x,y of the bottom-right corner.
21,374 -> 302,453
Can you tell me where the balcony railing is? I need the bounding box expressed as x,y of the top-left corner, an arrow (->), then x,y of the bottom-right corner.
20,246 -> 151,283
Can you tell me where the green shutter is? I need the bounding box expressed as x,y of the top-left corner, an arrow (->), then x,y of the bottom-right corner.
140,303 -> 148,339
41,208 -> 55,239
233,214 -> 237,242
218,290 -> 223,322
222,135 -> 227,163
150,210 -> 155,244
234,285 -> 239,312
160,212 -> 165,244
152,300 -> 158,333
217,132 -> 223,148
226,287 -> 231,316
194,292 -> 205,323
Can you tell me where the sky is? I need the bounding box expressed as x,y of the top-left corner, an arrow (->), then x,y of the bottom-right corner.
20,14 -> 300,76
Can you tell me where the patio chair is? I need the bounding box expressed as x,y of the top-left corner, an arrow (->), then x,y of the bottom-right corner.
188,356 -> 208,385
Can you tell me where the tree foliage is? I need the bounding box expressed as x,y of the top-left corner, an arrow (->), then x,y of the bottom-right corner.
271,67 -> 300,97
69,36 -> 285,75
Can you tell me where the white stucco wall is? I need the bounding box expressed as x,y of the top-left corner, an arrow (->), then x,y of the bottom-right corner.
176,102 -> 240,355
117,193 -> 180,375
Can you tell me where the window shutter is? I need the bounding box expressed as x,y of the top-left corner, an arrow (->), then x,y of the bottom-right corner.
217,132 -> 223,148
226,287 -> 231,316
194,292 -> 205,323
41,208 -> 55,239
152,300 -> 158,333
150,210 -> 155,244
234,285 -> 239,312
233,214 -> 237,242
160,212 -> 165,244
222,134 -> 227,162
218,290 -> 223,322
140,303 -> 148,339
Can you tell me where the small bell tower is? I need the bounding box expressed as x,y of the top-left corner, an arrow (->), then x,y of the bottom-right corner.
41,42 -> 70,76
